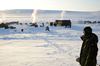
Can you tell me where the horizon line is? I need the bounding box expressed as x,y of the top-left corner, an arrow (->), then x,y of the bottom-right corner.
0,9 -> 100,12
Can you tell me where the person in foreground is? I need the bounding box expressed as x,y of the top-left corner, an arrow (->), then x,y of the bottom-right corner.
76,26 -> 98,66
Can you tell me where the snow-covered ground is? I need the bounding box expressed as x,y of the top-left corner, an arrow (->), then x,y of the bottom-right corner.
0,11 -> 100,66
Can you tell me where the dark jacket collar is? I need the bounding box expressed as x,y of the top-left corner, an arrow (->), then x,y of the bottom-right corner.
80,34 -> 92,41
80,33 -> 98,43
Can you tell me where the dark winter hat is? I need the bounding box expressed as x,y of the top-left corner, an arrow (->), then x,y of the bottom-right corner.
83,26 -> 92,36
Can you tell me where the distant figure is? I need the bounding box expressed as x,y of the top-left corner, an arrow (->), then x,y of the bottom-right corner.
21,29 -> 24,32
45,26 -> 50,31
76,26 -> 98,66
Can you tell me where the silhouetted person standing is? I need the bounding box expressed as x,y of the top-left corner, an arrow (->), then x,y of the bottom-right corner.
21,29 -> 24,32
45,26 -> 50,31
76,26 -> 98,66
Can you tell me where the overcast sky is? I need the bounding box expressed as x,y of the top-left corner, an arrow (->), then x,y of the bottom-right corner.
0,0 -> 100,11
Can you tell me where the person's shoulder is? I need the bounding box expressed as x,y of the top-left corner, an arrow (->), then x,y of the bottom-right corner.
92,33 -> 98,38
89,33 -> 98,43
91,33 -> 98,40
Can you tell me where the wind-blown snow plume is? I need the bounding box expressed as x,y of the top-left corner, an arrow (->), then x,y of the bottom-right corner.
61,10 -> 65,20
32,9 -> 38,23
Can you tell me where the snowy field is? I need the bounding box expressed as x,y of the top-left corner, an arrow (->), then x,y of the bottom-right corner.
0,11 -> 100,66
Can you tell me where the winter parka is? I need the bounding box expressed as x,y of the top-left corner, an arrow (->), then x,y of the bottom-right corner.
80,33 -> 98,66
